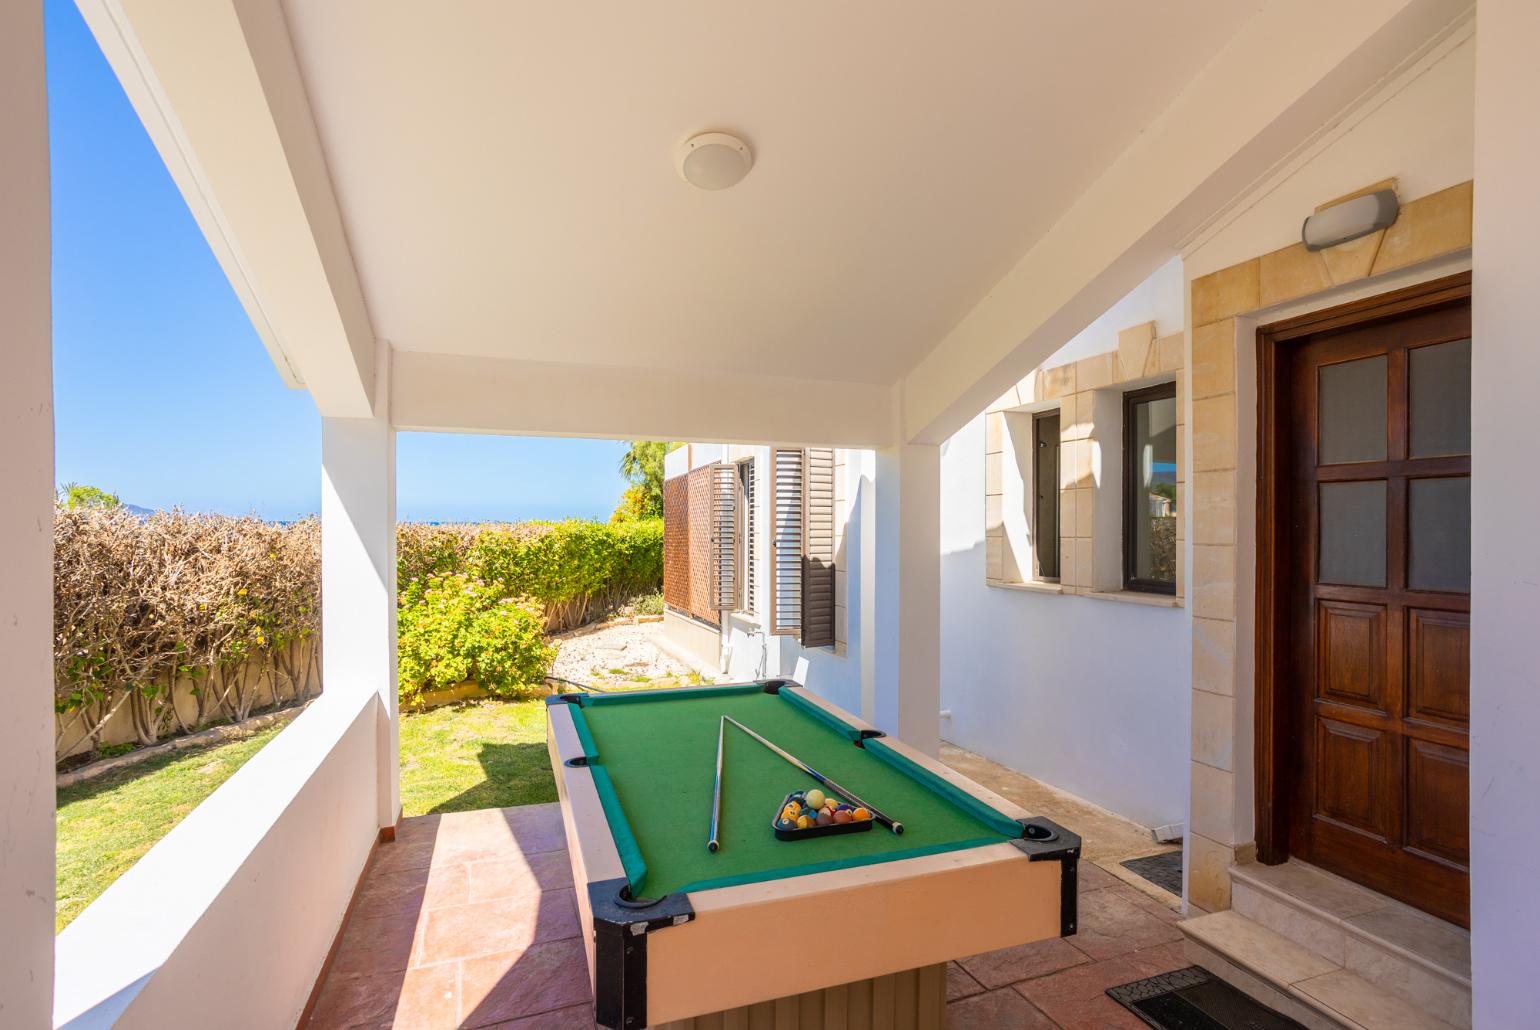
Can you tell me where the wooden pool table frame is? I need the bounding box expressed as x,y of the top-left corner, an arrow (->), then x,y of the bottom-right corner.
546,679 -> 1080,1029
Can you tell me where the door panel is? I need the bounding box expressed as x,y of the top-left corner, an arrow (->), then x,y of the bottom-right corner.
1282,297 -> 1471,927
1317,601 -> 1386,710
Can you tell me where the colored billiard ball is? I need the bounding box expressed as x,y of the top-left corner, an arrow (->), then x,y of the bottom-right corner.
796,814 -> 814,829
816,810 -> 833,826
833,809 -> 852,823
804,789 -> 826,810
853,808 -> 871,821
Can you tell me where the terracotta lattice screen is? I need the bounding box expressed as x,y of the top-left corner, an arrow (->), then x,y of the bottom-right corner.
663,466 -> 722,626
662,474 -> 690,614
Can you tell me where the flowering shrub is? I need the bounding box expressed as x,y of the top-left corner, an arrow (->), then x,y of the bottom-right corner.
397,575 -> 555,703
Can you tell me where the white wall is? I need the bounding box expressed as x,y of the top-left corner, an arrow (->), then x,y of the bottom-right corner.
1186,31 -> 1475,280
720,448 -> 872,720
1470,2 -> 1540,1024
1045,257 -> 1185,367
54,692 -> 384,1029
0,3 -> 56,1023
940,412 -> 1191,831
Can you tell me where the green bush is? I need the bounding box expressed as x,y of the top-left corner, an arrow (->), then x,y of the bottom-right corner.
397,575 -> 555,703
397,518 -> 663,635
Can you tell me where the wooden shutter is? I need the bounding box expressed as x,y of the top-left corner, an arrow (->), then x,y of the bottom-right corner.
662,474 -> 689,613
801,448 -> 837,647
770,448 -> 805,635
740,460 -> 756,615
710,462 -> 739,610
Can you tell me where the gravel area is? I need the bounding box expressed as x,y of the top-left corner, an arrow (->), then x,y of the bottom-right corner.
548,621 -> 707,689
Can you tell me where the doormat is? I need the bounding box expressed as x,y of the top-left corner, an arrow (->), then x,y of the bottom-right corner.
1107,966 -> 1307,1030
1122,850 -> 1184,895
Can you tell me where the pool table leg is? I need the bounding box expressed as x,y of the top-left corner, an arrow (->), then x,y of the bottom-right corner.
649,962 -> 948,1029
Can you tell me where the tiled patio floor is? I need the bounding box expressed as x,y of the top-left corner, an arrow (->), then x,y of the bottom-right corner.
307,803 -> 1190,1029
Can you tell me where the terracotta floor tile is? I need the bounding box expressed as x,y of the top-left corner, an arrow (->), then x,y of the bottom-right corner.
958,937 -> 1089,988
307,963 -> 458,1030
330,907 -> 426,977
478,1005 -> 596,1029
419,888 -> 581,965
1078,861 -> 1122,892
458,938 -> 595,1028
1067,887 -> 1184,962
1106,883 -> 1183,925
946,961 -> 986,1002
946,987 -> 1057,1029
1013,951 -> 1162,1030
358,861 -> 471,913
469,851 -> 575,902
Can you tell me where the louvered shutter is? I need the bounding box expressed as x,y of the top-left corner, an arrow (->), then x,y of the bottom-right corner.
740,460 -> 756,615
800,448 -> 837,647
710,462 -> 739,610
770,447 -> 805,635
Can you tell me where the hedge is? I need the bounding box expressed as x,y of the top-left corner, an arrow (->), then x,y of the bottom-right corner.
53,512 -> 662,762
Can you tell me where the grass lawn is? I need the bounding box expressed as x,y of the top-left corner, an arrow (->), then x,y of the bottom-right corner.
398,698 -> 555,816
55,675 -> 705,931
55,724 -> 286,931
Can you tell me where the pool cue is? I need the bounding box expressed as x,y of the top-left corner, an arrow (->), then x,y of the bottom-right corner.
707,716 -> 725,852
723,716 -> 904,835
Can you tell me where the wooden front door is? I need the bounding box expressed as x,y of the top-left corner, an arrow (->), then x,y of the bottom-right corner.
1262,277 -> 1471,927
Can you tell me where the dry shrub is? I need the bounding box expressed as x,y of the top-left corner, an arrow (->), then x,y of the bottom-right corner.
54,509 -> 321,759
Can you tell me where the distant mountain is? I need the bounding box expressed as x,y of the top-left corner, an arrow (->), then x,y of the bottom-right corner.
121,503 -> 155,517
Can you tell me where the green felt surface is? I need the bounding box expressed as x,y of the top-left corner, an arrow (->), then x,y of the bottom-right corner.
573,688 -> 1017,898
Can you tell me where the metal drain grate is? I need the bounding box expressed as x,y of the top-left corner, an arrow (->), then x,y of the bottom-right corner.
1107,966 -> 1308,1030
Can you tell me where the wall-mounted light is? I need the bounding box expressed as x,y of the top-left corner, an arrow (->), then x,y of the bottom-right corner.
1302,189 -> 1399,251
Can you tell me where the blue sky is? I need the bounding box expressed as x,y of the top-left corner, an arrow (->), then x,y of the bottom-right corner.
45,0 -> 627,523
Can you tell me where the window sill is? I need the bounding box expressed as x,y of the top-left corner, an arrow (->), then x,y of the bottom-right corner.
1086,590 -> 1184,609
986,579 -> 1065,595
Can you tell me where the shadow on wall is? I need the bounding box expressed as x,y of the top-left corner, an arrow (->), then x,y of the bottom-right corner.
936,536 -> 1189,833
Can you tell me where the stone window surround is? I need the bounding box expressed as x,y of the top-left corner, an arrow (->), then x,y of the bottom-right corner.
984,321 -> 1186,604
1184,179 -> 1474,914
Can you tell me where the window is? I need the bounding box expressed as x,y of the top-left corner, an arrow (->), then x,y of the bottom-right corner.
1124,383 -> 1178,593
1032,411 -> 1061,581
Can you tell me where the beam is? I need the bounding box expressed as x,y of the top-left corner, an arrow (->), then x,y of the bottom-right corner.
75,0 -> 378,416
391,351 -> 898,449
900,0 -> 1471,445
0,3 -> 57,1025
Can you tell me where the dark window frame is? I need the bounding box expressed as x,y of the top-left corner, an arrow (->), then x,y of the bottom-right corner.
1032,411 -> 1061,582
1123,382 -> 1178,595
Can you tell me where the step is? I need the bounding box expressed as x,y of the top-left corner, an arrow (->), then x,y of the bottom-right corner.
1230,861 -> 1470,1028
1181,911 -> 1459,1030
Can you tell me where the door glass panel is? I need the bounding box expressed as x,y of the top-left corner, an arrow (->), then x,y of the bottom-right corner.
1319,480 -> 1387,587
1409,477 -> 1471,592
1409,339 -> 1471,458
1318,355 -> 1387,465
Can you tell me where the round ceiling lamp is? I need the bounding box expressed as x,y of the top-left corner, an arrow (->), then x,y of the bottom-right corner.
677,132 -> 753,191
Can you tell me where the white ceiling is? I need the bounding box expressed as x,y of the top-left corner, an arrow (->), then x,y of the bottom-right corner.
282,2 -> 1257,385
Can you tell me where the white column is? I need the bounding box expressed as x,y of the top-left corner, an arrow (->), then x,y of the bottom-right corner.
0,2 -> 55,1023
1471,5 -> 1540,1024
872,443 -> 941,755
321,346 -> 398,828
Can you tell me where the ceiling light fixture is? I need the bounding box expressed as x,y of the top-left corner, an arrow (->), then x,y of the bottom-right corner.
677,132 -> 753,191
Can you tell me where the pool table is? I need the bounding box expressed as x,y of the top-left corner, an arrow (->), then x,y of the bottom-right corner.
546,680 -> 1080,1029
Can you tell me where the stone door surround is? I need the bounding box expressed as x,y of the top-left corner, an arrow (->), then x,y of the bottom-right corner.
1185,179 -> 1474,912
